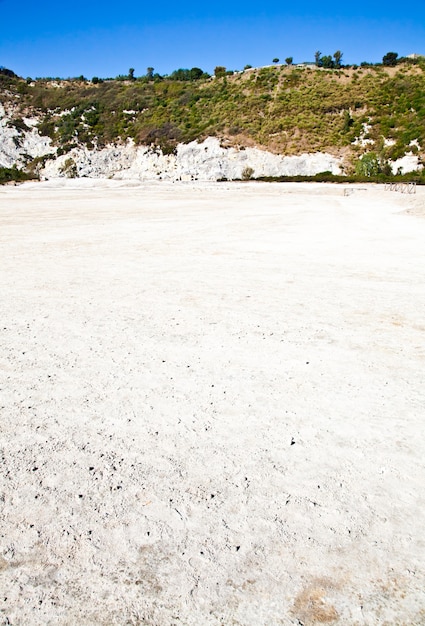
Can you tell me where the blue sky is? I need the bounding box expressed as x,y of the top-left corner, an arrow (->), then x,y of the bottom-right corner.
1,0 -> 424,78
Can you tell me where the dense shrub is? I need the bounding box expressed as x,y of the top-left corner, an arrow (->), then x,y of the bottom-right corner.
0,166 -> 35,184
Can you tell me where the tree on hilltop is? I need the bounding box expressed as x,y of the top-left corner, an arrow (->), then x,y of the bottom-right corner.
273,58 -> 279,64
214,66 -> 226,77
333,50 -> 343,68
0,66 -> 17,78
321,55 -> 334,68
314,51 -> 342,69
382,52 -> 398,66
169,67 -> 208,81
189,67 -> 204,80
285,57 -> 293,65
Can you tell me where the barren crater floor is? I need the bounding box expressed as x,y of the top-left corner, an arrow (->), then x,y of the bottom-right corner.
0,180 -> 424,625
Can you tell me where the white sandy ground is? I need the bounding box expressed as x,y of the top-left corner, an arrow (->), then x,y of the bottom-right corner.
0,180 -> 425,626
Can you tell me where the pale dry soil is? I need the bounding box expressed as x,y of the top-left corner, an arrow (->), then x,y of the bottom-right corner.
0,181 -> 424,625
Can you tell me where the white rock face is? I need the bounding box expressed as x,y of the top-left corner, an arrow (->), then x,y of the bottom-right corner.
0,104 -> 56,167
390,154 -> 423,175
41,137 -> 343,181
353,122 -> 374,147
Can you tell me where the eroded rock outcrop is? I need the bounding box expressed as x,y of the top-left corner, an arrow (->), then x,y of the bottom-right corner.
41,138 -> 343,181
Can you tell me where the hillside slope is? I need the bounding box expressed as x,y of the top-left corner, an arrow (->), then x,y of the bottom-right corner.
1,63 -> 424,180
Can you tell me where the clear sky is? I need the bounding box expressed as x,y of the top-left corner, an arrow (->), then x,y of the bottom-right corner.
1,0 -> 424,78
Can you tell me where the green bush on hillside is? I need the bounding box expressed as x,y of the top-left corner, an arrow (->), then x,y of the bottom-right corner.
0,166 -> 35,184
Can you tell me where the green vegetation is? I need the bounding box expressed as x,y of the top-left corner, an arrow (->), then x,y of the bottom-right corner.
241,166 -> 255,180
355,152 -> 381,177
1,58 -> 425,177
255,169 -> 425,184
59,157 -> 78,178
315,50 -> 344,69
0,165 -> 36,184
0,66 -> 17,78
382,52 -> 398,67
214,66 -> 227,78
